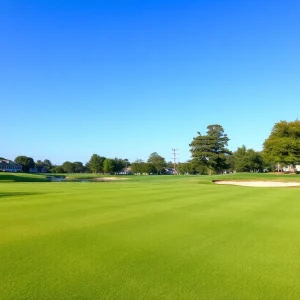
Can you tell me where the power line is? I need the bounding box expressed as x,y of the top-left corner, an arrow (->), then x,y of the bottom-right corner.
171,148 -> 179,175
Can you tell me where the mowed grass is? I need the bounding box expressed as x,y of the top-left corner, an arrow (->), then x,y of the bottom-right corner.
1,174 -> 300,299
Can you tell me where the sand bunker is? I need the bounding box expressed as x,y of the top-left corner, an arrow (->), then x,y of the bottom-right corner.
214,181 -> 300,187
93,177 -> 129,181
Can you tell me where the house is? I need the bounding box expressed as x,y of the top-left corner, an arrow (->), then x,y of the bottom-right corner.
29,166 -> 48,173
118,167 -> 132,175
0,159 -> 22,172
282,165 -> 300,172
164,168 -> 177,175
29,167 -> 39,173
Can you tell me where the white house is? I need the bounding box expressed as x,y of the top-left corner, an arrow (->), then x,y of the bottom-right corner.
282,165 -> 300,172
0,159 -> 22,172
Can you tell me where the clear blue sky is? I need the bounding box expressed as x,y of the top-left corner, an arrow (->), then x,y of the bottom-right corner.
2,0 -> 300,164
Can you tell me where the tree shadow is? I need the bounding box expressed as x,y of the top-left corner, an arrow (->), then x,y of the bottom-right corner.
0,174 -> 49,182
0,192 -> 45,198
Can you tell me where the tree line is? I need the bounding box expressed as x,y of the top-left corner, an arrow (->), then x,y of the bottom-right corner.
12,155 -> 130,174
187,120 -> 300,174
7,119 -> 300,175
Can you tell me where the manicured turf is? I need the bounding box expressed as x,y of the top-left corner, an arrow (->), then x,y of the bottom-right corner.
1,173 -> 300,299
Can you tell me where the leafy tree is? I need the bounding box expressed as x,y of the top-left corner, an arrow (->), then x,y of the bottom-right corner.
124,159 -> 130,167
189,124 -> 231,175
147,152 -> 166,174
142,163 -> 155,174
73,161 -> 85,173
103,158 -> 114,173
35,159 -> 52,172
62,161 -> 76,173
85,162 -> 91,173
131,160 -> 143,174
112,158 -> 127,173
130,162 -> 139,174
131,160 -> 155,175
43,159 -> 52,169
52,166 -> 65,173
166,161 -> 174,168
14,156 -> 35,172
88,154 -> 106,173
233,146 -> 264,172
263,120 -> 300,170
35,160 -> 43,168
177,162 -> 193,174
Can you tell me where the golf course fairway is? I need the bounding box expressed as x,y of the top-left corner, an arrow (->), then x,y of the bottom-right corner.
1,173 -> 300,299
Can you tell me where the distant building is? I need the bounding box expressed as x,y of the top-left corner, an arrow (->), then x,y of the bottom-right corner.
29,166 -> 48,173
282,165 -> 300,172
0,159 -> 22,172
29,167 -> 39,173
118,167 -> 132,175
164,168 -> 177,175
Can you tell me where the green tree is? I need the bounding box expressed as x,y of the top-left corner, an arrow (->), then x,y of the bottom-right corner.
88,154 -> 106,173
147,152 -> 166,174
263,120 -> 300,170
142,163 -> 155,174
234,146 -> 264,172
35,159 -> 52,172
62,161 -> 76,173
112,158 -> 127,173
73,161 -> 85,173
190,124 -> 231,175
177,162 -> 192,174
130,160 -> 155,175
233,146 -> 248,172
103,158 -> 114,173
131,160 -> 143,174
52,166 -> 65,173
14,156 -> 35,172
166,161 -> 173,168
43,159 -> 52,170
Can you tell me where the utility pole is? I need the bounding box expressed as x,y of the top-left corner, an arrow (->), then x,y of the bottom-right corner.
171,148 -> 179,175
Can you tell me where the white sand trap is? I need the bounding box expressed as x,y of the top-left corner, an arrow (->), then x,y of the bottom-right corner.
94,177 -> 129,181
214,181 -> 300,187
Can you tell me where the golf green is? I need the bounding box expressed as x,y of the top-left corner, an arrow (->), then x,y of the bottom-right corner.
1,174 -> 300,299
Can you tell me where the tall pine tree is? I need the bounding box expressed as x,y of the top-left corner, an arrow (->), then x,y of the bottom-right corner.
190,124 -> 231,175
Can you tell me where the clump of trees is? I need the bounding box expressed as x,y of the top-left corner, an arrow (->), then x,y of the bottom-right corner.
7,120 -> 300,175
131,152 -> 166,175
10,155 -> 130,174
231,146 -> 264,172
263,120 -> 300,172
57,155 -> 130,174
14,156 -> 36,172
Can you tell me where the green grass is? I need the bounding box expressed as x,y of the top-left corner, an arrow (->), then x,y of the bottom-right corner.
1,173 -> 300,299
0,172 -> 49,182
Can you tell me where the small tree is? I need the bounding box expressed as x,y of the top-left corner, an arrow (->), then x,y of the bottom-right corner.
88,154 -> 106,173
73,162 -> 85,173
52,166 -> 65,173
103,158 -> 114,174
62,161 -> 76,173
147,152 -> 166,174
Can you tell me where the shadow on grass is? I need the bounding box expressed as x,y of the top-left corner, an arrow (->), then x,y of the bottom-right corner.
196,180 -> 213,184
0,192 -> 45,198
0,174 -> 48,182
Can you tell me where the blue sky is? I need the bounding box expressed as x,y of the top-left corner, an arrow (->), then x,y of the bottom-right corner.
2,0 -> 300,164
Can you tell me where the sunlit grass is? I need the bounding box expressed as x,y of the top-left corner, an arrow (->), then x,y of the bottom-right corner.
1,174 -> 300,299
